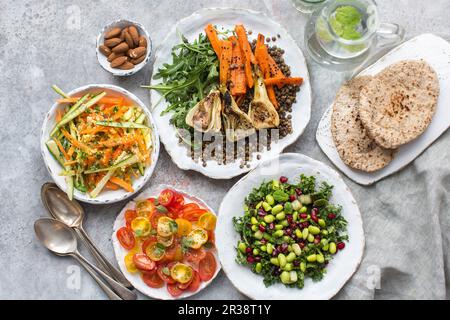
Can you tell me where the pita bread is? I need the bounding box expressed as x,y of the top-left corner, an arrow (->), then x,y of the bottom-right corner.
358,60 -> 439,149
332,76 -> 395,172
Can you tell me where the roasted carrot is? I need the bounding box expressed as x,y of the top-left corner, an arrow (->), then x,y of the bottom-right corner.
254,34 -> 270,78
219,40 -> 232,85
235,24 -> 256,64
205,24 -> 222,57
229,36 -> 247,96
54,138 -> 70,160
267,86 -> 279,109
264,77 -> 304,87
110,177 -> 134,192
235,25 -> 255,88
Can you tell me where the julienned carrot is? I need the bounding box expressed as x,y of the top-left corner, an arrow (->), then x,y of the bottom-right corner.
54,138 -> 70,160
57,97 -> 123,106
105,181 -> 120,190
112,147 -> 123,160
229,36 -> 247,96
99,135 -> 136,148
110,176 -> 134,192
264,77 -> 304,87
267,86 -> 279,109
112,106 -> 129,121
67,146 -> 75,157
219,40 -> 232,85
61,129 -> 94,155
205,24 -> 222,57
101,148 -> 112,166
235,24 -> 256,64
55,109 -> 64,122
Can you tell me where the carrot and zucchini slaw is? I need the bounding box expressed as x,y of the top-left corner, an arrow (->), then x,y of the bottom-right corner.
46,85 -> 153,200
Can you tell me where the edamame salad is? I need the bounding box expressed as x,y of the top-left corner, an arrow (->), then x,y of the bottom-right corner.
233,174 -> 348,288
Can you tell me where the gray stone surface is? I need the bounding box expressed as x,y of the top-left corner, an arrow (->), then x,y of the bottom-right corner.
0,0 -> 449,300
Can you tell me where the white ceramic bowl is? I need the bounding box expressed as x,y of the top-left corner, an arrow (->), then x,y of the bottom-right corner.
96,19 -> 152,76
40,84 -> 160,204
112,185 -> 221,300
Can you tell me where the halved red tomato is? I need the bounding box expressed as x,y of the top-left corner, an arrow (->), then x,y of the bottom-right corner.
187,270 -> 201,292
141,236 -> 158,253
162,242 -> 183,262
185,248 -> 206,263
168,192 -> 185,213
198,252 -> 217,282
167,283 -> 184,297
150,212 -> 165,229
157,264 -> 176,284
133,253 -> 156,272
183,209 -> 209,222
142,270 -> 164,288
125,210 -> 137,229
117,227 -> 135,250
158,189 -> 175,207
177,276 -> 193,290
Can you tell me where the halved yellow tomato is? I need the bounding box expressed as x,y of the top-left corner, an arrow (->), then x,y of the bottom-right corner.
136,200 -> 156,218
145,242 -> 165,261
186,228 -> 208,249
170,263 -> 193,284
157,216 -> 178,237
124,251 -> 138,273
197,212 -> 217,231
157,234 -> 174,247
131,217 -> 152,237
175,218 -> 192,237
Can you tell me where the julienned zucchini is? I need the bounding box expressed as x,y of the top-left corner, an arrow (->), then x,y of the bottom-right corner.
95,121 -> 150,129
46,140 -> 74,200
84,155 -> 139,174
50,92 -> 106,136
89,153 -> 130,198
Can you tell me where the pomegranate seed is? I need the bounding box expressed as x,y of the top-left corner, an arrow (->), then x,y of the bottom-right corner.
312,208 -> 319,214
287,216 -> 293,223
315,235 -> 321,240
272,250 -> 278,257
281,243 -> 288,252
260,238 -> 267,244
258,225 -> 266,232
314,238 -> 321,244
293,260 -> 300,267
254,256 -> 261,262
245,247 -> 252,254
269,223 -> 274,230
247,256 -> 255,263
328,213 -> 336,219
302,222 -> 310,228
279,176 -> 288,183
337,242 -> 345,250
285,229 -> 292,236
295,188 -> 302,195
289,194 -> 297,201
300,213 -> 308,219
258,208 -> 267,216
299,242 -> 305,249
311,216 -> 319,223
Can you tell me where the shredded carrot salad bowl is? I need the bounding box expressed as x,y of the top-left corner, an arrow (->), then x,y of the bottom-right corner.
40,84 -> 160,204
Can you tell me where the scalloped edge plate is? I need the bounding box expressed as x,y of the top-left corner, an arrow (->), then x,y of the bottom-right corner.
149,7 -> 311,179
216,153 -> 364,300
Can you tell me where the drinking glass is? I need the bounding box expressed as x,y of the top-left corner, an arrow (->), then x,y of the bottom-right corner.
291,0 -> 328,14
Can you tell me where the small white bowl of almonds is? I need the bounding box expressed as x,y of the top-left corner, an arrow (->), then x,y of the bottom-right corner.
96,19 -> 152,76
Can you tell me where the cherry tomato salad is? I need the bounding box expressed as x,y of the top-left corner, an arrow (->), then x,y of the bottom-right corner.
116,188 -> 218,297
233,175 -> 348,288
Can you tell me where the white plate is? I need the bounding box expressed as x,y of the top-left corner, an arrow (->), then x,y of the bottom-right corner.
40,84 -> 160,204
112,185 -> 221,300
150,8 -> 311,179
316,33 -> 450,185
216,153 -> 364,300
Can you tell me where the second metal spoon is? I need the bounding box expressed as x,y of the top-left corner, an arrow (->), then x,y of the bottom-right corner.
41,183 -> 133,289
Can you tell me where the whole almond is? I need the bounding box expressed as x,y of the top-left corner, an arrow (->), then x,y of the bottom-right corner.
99,45 -> 111,57
120,27 -> 128,41
110,56 -> 128,68
119,61 -> 134,70
107,52 -> 124,62
104,27 -> 122,39
104,37 -> 122,48
138,35 -> 147,48
131,55 -> 146,65
128,26 -> 140,46
123,30 -> 135,49
112,42 -> 129,53
129,47 -> 146,59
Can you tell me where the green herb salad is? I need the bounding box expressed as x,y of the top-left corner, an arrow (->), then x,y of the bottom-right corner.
233,174 -> 348,288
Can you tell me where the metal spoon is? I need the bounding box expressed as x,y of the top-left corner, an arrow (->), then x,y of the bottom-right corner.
34,218 -> 137,300
41,183 -> 133,289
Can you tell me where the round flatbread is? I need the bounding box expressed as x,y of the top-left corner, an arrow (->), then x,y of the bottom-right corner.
358,60 -> 439,149
332,76 -> 395,172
